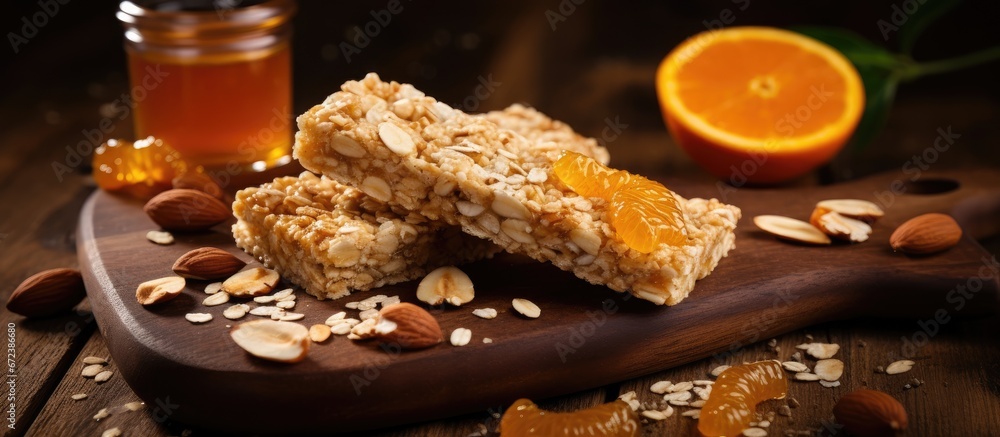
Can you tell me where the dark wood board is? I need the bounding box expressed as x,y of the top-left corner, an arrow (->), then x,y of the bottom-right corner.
76,169 -> 1000,434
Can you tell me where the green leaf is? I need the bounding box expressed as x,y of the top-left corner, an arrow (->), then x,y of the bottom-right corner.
896,0 -> 962,55
848,71 -> 899,152
790,26 -> 899,71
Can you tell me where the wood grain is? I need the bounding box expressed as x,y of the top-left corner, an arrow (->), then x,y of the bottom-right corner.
75,169 -> 1000,433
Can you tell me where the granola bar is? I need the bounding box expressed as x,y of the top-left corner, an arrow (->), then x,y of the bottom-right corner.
234,105 -> 610,300
294,73 -> 740,305
233,172 -> 496,300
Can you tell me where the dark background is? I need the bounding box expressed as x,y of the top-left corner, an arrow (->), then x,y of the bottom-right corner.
2,0 -> 999,181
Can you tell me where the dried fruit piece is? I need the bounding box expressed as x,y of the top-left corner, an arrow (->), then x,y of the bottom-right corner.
230,320 -> 309,363
499,398 -> 639,436
890,213 -> 962,255
754,215 -> 831,245
553,151 -> 687,253
833,389 -> 907,437
512,298 -> 541,319
810,210 -> 872,243
416,266 -> 475,306
143,189 -> 230,231
172,247 -> 247,280
373,302 -> 443,349
222,267 -> 280,297
135,276 -> 186,306
697,360 -> 787,437
6,268 -> 86,318
814,199 -> 884,223
93,137 -> 189,200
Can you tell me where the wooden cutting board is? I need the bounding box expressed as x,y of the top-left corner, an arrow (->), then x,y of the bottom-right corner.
77,169 -> 1000,434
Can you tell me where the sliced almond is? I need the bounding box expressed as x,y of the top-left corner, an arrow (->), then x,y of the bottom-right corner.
886,359 -> 915,375
754,215 -> 831,245
145,230 -> 174,245
276,300 -> 296,309
230,320 -> 309,363
796,342 -> 840,359
205,282 -> 223,294
82,364 -> 104,378
378,122 -> 416,155
222,267 -> 280,297
472,308 -> 497,319
815,359 -> 844,381
815,199 -> 884,223
349,317 -> 378,340
223,304 -> 250,320
512,298 -> 540,319
135,276 -> 186,306
202,291 -> 230,306
811,210 -> 872,243
249,306 -> 282,317
82,356 -> 107,365
450,327 -> 472,346
94,370 -> 113,383
782,361 -> 810,373
185,313 -> 212,324
309,324 -> 332,343
276,312 -> 304,321
416,266 -> 475,306
324,312 -> 347,326
71,393 -> 88,401
794,372 -> 820,381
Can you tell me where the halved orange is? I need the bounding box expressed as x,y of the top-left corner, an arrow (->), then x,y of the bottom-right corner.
657,27 -> 864,184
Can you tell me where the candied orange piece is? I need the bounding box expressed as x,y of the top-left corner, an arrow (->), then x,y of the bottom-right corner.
698,360 -> 788,437
499,398 -> 640,436
93,136 -> 189,200
553,151 -> 687,253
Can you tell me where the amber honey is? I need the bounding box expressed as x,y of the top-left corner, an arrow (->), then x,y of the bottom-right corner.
118,0 -> 296,172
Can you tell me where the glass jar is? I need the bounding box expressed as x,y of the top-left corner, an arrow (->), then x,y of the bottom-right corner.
117,0 -> 296,173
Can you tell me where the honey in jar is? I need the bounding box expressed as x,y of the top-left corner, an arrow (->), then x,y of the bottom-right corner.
117,0 -> 296,173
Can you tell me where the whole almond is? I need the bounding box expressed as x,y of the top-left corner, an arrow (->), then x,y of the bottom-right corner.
833,389 -> 908,437
172,247 -> 247,280
889,213 -> 962,255
172,172 -> 225,201
143,189 -> 230,231
6,268 -> 86,318
374,303 -> 443,349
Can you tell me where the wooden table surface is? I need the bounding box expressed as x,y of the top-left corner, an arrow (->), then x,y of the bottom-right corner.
3,2 -> 1000,436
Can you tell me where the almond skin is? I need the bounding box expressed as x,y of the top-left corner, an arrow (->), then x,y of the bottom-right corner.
889,213 -> 962,255
143,189 -> 230,231
172,247 -> 247,280
833,389 -> 908,437
7,268 -> 86,318
375,303 -> 443,349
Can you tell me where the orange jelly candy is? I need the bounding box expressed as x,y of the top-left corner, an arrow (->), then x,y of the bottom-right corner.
93,136 -> 189,200
499,398 -> 640,436
698,360 -> 788,437
552,151 -> 687,253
